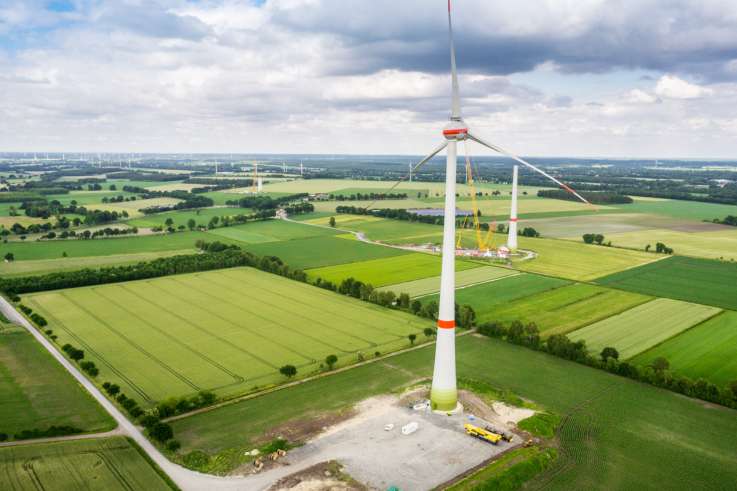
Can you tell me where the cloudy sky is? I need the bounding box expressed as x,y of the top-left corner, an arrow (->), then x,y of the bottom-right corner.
2,0 -> 737,158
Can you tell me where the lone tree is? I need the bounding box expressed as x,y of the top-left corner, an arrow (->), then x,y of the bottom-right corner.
651,357 -> 670,372
4,252 -> 14,262
279,365 -> 297,378
165,218 -> 174,227
408,333 -> 417,345
600,347 -> 620,362
329,216 -> 336,227
149,422 -> 173,443
325,354 -> 338,370
423,327 -> 435,338
187,218 -> 196,231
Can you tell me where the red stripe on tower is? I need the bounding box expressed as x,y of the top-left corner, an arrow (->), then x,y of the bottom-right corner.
437,319 -> 456,329
448,0 -> 451,13
510,218 -> 518,222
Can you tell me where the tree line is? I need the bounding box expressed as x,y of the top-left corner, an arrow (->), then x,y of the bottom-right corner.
537,189 -> 633,204
477,320 -> 737,411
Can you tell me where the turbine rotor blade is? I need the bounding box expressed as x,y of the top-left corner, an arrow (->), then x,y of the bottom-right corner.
468,132 -> 591,206
448,0 -> 461,120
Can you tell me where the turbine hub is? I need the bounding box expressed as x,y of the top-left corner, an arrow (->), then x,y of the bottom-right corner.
442,120 -> 469,141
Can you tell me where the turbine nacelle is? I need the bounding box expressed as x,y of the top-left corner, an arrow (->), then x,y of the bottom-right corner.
442,120 -> 469,141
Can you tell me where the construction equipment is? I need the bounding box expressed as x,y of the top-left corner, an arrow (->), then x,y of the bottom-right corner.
484,425 -> 514,442
464,423 -> 502,445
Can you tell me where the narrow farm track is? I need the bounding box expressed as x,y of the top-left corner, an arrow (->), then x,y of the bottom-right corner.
0,294 -> 471,490
0,428 -> 124,448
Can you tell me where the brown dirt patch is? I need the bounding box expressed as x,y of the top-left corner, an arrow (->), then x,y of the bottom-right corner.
260,408 -> 357,446
268,461 -> 367,491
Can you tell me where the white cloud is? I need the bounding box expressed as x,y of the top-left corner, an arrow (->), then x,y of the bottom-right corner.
625,89 -> 658,104
655,75 -> 713,100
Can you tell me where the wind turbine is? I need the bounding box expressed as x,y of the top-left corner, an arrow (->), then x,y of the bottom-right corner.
415,1 -> 590,412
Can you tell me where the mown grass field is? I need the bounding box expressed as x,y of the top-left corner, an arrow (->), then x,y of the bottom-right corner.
568,298 -> 721,359
511,236 -> 658,281
242,235 -> 410,269
25,267 -> 431,403
0,326 -> 113,437
605,227 -> 737,260
488,283 -> 652,336
597,255 -> 737,310
170,335 -> 737,489
205,219 -> 338,244
378,265 -> 517,297
306,253 -> 480,287
0,437 -> 175,490
92,197 -> 182,217
421,273 -> 569,321
128,207 -> 253,228
632,311 -> 737,386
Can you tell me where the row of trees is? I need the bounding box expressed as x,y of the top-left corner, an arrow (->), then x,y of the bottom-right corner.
537,189 -> 633,204
325,192 -> 408,201
477,320 -> 737,410
225,193 -> 309,210
582,233 -> 609,245
711,215 -> 737,226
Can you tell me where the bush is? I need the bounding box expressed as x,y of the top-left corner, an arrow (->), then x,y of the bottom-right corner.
149,422 -> 174,443
0,433 -> 7,441
140,414 -> 160,429
166,439 -> 181,452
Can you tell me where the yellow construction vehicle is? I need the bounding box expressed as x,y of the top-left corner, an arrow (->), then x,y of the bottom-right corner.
464,423 -> 502,445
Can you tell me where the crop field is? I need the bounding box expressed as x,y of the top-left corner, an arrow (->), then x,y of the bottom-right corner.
568,298 -> 721,359
128,207 -> 253,229
597,255 -> 737,310
488,284 -> 652,336
241,235 -> 410,269
509,236 -> 658,281
0,232 -> 210,261
0,250 -> 192,277
605,227 -> 737,260
611,197 -> 737,221
422,273 -> 570,321
92,197 -> 182,217
632,311 -> 737,386
170,335 -> 737,489
378,265 -> 518,297
521,213 -> 681,239
0,327 -> 113,437
205,219 -> 338,244
146,182 -> 208,192
202,190 -> 249,205
24,267 -> 431,403
0,215 -> 47,227
45,190 -> 139,206
306,253 -> 480,287
0,437 -> 174,490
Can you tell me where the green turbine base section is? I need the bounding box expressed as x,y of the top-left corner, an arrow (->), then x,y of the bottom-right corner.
431,387 -> 458,411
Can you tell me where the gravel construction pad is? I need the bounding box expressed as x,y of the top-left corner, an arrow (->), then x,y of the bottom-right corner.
240,396 -> 521,490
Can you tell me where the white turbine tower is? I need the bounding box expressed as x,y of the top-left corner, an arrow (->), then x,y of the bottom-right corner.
412,1 -> 591,412
507,165 -> 519,251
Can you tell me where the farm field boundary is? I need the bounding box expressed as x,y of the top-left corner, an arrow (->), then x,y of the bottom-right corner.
378,265 -> 518,297
568,298 -> 721,359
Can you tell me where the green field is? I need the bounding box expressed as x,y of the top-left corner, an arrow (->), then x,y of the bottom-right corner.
205,219 -> 338,244
378,265 -> 518,297
606,228 -> 737,260
597,255 -> 737,310
612,197 -> 737,221
128,207 -> 253,228
422,274 -> 570,321
312,215 -> 658,281
488,283 -> 652,336
306,253 -> 480,287
568,298 -> 721,359
511,236 -> 658,281
170,335 -> 737,489
0,232 -> 210,261
0,327 -> 113,438
0,250 -> 192,277
0,437 -> 175,490
632,311 -> 737,386
25,267 -> 431,403
241,235 -> 410,269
